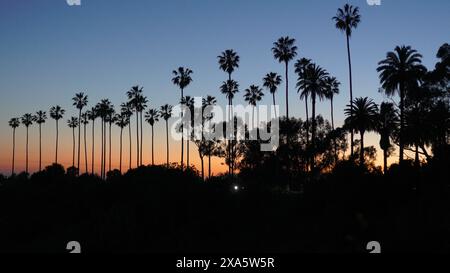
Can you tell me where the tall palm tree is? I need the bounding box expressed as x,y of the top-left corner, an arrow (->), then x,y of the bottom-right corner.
272,36 -> 298,119
49,106 -> 65,164
244,85 -> 264,128
295,58 -> 312,146
181,96 -> 195,168
220,79 -> 239,174
33,111 -> 47,172
135,94 -> 147,166
218,49 -> 240,81
115,112 -> 130,173
324,76 -> 341,162
106,106 -> 116,173
21,114 -> 33,174
86,107 -> 98,174
297,63 -> 329,170
172,67 -> 193,170
263,72 -> 282,118
81,112 -> 89,174
160,104 -> 173,167
8,118 -> 20,176
377,45 -> 426,163
72,92 -> 88,173
333,4 -> 361,158
145,108 -> 160,166
127,86 -> 144,168
121,102 -> 134,171
67,117 -> 79,167
344,97 -> 379,167
377,102 -> 398,173
97,99 -> 112,179
202,95 -> 217,179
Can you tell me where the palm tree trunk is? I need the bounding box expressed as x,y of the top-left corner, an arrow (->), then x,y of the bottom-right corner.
187,136 -> 190,169
25,127 -> 29,174
128,123 -> 132,170
39,123 -> 42,172
119,127 -> 123,173
72,127 -> 75,167
208,153 -> 211,179
311,95 -> 316,171
84,123 -> 88,174
101,119 -> 104,179
136,110 -> 139,168
140,111 -> 143,166
346,34 -> 354,158
109,121 -> 112,172
383,149 -> 388,174
12,128 -> 16,175
201,156 -> 204,181
181,89 -> 184,170
77,109 -> 81,173
360,131 -> 365,167
273,93 -> 277,119
285,61 -> 289,120
305,96 -> 309,147
166,120 -> 169,167
55,120 -> 59,164
104,120 -> 107,177
414,144 -> 420,167
151,125 -> 154,165
399,82 -> 405,164
91,120 -> 95,174
331,97 -> 337,162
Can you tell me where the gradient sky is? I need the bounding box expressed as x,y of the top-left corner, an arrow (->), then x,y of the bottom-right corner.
0,0 -> 449,175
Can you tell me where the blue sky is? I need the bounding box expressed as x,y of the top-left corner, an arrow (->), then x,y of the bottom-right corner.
0,0 -> 449,173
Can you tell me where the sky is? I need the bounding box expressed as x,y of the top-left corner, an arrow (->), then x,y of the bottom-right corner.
0,0 -> 449,175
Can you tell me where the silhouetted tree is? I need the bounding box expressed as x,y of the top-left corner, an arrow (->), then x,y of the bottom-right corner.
8,118 -> 20,176
21,114 -> 33,174
220,79 -> 239,174
333,4 -> 361,158
244,85 -> 264,128
81,112 -> 89,174
377,102 -> 398,173
67,117 -> 79,167
263,72 -> 282,118
86,107 -> 98,174
127,86 -> 144,167
272,36 -> 297,120
345,97 -> 379,167
295,58 -> 312,147
202,95 -> 217,179
115,112 -> 130,173
377,45 -> 426,164
49,106 -> 65,164
160,104 -> 173,167
121,102 -> 134,171
144,108 -> 160,166
182,96 -> 195,169
72,92 -> 88,174
106,106 -> 116,173
33,111 -> 47,172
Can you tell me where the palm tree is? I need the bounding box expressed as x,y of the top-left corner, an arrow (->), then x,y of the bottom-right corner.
218,49 -> 240,81
115,112 -> 130,173
8,118 -> 20,176
377,45 -> 426,163
344,97 -> 379,167
97,99 -> 112,179
377,102 -> 398,173
106,106 -> 116,173
220,79 -> 239,174
121,102 -> 134,171
244,85 -> 264,128
127,86 -> 144,168
181,96 -> 195,168
49,106 -> 65,164
81,112 -> 89,174
202,95 -> 217,179
72,92 -> 88,173
272,36 -> 298,119
295,58 -> 312,146
324,77 -> 341,162
145,109 -> 160,166
33,111 -> 47,172
333,4 -> 361,158
297,63 -> 329,170
21,114 -> 33,174
263,72 -> 282,118
86,107 -> 98,174
172,67 -> 193,170
135,94 -> 147,166
160,104 -> 173,167
67,117 -> 79,167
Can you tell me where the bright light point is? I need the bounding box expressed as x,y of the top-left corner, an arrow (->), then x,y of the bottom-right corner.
234,185 -> 239,191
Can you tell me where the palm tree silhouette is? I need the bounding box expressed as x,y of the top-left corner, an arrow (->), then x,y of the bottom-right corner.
127,86 -> 144,168
21,114 -> 33,174
333,4 -> 361,158
182,96 -> 195,169
106,106 -> 116,173
86,107 -> 98,174
202,95 -> 217,179
344,97 -> 379,167
324,77 -> 341,161
115,112 -> 130,173
121,102 -> 134,171
220,79 -> 239,174
145,108 -> 160,166
295,58 -> 312,147
160,104 -> 173,167
33,111 -> 47,172
8,118 -> 20,176
377,102 -> 398,173
263,72 -> 282,118
272,36 -> 298,120
49,106 -> 65,165
97,99 -> 112,179
244,85 -> 264,128
172,67 -> 193,170
67,117 -> 79,167
136,94 -> 147,166
377,45 -> 426,164
81,112 -> 89,174
72,92 -> 88,174
297,63 -> 329,170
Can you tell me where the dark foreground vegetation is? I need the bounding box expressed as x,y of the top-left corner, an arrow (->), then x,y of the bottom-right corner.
0,147 -> 449,253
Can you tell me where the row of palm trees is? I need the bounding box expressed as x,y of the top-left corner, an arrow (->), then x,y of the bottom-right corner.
7,4 -> 435,178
